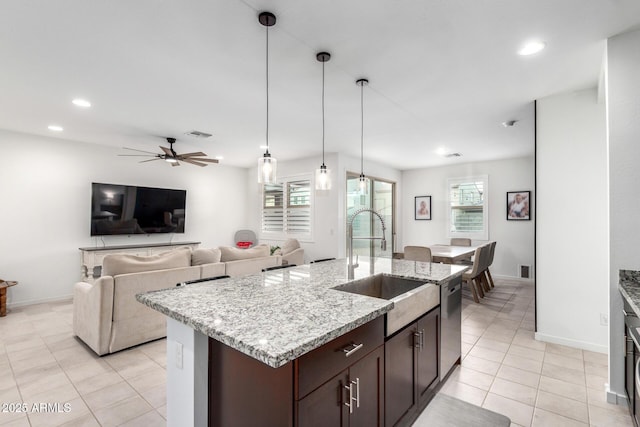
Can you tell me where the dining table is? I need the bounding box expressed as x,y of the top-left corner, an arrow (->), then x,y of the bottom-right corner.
428,244 -> 479,264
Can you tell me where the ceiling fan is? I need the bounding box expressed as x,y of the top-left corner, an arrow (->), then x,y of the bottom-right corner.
119,137 -> 219,167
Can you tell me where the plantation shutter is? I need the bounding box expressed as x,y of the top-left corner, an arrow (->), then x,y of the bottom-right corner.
286,180 -> 311,234
262,183 -> 284,232
450,181 -> 484,234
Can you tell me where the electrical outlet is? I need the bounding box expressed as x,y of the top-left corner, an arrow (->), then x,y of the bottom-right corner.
175,341 -> 183,369
600,313 -> 609,326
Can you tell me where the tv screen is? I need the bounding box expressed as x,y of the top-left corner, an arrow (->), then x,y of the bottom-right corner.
91,183 -> 186,236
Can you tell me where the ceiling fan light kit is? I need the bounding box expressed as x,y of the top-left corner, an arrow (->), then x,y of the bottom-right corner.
257,11 -> 278,184
315,51 -> 332,191
119,137 -> 219,167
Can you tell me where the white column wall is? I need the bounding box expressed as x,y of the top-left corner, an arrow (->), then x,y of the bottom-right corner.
536,88 -> 608,353
607,29 -> 640,402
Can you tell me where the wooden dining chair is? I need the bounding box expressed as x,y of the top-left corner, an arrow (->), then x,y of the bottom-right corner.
462,246 -> 485,303
484,241 -> 497,289
477,244 -> 493,294
450,238 -> 471,246
404,246 -> 432,262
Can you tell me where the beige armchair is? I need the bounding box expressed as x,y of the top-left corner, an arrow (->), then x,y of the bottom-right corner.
281,238 -> 305,265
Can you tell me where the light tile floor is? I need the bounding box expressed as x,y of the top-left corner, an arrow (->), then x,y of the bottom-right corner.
0,278 -> 633,426
414,278 -> 633,427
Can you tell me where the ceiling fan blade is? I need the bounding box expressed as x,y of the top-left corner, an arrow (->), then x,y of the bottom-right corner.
182,158 -> 208,167
177,152 -> 207,158
122,147 -> 159,155
140,158 -> 161,163
188,157 -> 219,163
160,146 -> 173,156
118,154 -> 157,157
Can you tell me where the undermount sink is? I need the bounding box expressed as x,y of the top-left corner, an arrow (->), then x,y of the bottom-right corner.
333,273 -> 439,336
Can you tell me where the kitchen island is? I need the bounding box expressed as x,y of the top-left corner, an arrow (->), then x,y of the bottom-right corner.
137,257 -> 467,426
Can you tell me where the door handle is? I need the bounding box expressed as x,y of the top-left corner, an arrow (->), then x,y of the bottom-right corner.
344,382 -> 354,414
353,378 -> 360,409
420,329 -> 425,351
414,331 -> 421,348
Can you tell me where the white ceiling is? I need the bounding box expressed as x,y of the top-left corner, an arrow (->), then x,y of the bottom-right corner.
1,1 -> 639,170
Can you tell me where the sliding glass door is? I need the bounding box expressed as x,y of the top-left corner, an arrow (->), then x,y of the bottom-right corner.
346,173 -> 395,259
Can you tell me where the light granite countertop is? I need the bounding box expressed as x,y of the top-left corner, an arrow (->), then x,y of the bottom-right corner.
619,270 -> 640,317
136,257 -> 467,368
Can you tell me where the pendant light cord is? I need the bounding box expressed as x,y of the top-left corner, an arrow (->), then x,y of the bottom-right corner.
265,24 -> 270,154
321,60 -> 325,166
360,82 -> 364,175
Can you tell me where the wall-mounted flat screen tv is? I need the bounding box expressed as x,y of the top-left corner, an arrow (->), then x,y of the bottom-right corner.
91,183 -> 186,236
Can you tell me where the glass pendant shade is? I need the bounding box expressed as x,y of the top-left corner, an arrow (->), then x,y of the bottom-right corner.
258,152 -> 277,184
315,164 -> 332,190
358,173 -> 369,195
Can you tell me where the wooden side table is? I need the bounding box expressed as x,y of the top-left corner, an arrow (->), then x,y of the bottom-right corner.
0,280 -> 18,317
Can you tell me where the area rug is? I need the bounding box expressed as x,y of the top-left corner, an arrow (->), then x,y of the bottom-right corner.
415,393 -> 511,427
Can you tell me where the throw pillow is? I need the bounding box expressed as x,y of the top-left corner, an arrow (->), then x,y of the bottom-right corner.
102,247 -> 191,276
219,244 -> 270,262
191,248 -> 222,265
281,238 -> 300,255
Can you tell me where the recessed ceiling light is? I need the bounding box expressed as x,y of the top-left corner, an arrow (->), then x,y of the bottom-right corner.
72,98 -> 91,108
518,41 -> 546,56
435,147 -> 447,156
215,156 -> 224,160
48,125 -> 63,132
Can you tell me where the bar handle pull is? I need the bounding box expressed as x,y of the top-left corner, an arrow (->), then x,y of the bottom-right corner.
343,342 -> 364,357
344,382 -> 354,414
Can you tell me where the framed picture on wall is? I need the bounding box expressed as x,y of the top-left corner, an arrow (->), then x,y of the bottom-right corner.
507,191 -> 531,220
415,196 -> 431,220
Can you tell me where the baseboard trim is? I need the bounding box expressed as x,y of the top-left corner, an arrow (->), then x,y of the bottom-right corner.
493,274 -> 535,284
534,332 -> 608,354
8,294 -> 73,309
606,386 -> 629,406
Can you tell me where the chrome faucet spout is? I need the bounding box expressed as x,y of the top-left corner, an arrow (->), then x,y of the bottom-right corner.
347,208 -> 387,279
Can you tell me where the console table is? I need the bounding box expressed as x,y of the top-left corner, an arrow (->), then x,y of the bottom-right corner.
79,241 -> 201,282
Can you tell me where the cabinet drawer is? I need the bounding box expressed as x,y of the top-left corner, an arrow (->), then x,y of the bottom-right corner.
295,316 -> 384,399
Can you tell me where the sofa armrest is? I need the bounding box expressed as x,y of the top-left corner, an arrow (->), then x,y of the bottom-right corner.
73,277 -> 114,356
282,248 -> 304,266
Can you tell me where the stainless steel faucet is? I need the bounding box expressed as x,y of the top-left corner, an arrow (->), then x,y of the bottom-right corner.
347,208 -> 387,279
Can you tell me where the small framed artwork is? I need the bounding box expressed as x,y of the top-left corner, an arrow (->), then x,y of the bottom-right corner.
507,191 -> 531,220
415,196 -> 431,220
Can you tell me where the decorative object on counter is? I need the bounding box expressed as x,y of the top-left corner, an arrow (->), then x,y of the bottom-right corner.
0,279 -> 18,317
315,51 -> 332,191
270,245 -> 281,255
356,78 -> 370,194
257,11 -> 277,184
419,394 -> 510,427
415,195 -> 432,220
507,190 -> 530,220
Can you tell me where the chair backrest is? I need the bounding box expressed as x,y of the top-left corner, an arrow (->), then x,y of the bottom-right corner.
404,246 -> 432,262
487,241 -> 497,266
310,258 -> 336,264
234,229 -> 257,246
262,264 -> 297,272
468,244 -> 491,277
450,238 -> 472,246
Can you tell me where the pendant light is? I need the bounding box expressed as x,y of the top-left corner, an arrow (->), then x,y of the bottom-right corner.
258,12 -> 277,184
315,52 -> 332,191
356,78 -> 370,195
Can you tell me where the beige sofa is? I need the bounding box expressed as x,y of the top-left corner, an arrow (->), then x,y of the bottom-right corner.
73,244 -> 288,355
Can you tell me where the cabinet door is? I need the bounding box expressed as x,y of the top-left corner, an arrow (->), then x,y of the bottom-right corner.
349,346 -> 384,427
385,323 -> 417,427
297,370 -> 349,427
417,308 -> 439,401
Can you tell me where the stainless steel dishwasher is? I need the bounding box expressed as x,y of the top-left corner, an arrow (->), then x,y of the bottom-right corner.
440,277 -> 462,381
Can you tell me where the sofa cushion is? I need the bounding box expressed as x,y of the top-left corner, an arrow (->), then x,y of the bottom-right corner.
219,244 -> 269,262
191,248 -> 222,265
102,247 -> 191,277
281,238 -> 301,255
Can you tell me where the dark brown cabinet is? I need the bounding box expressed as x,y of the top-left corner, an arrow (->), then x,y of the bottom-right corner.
297,345 -> 384,427
385,307 -> 440,427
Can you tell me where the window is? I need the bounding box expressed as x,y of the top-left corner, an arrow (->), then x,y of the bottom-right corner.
447,176 -> 488,240
261,177 -> 312,239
